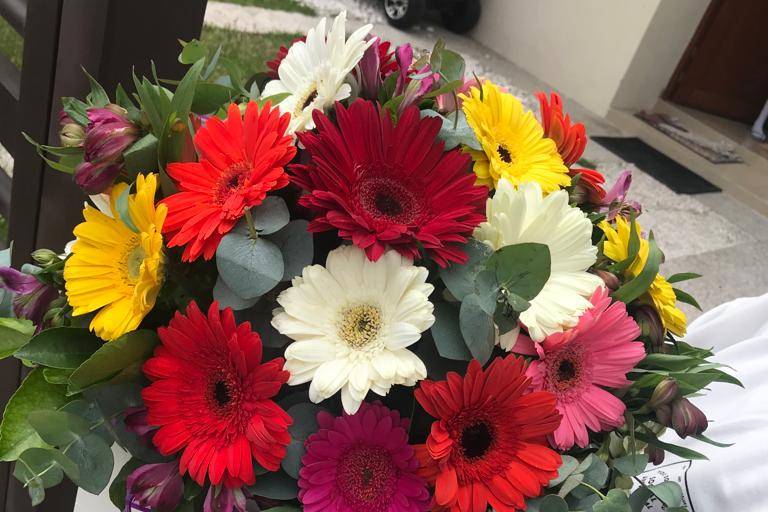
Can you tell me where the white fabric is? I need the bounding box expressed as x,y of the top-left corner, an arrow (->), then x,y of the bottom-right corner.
637,293 -> 768,511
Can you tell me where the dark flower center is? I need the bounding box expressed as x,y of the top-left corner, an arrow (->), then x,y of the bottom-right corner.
358,176 -> 421,224
214,380 -> 231,406
557,360 -> 577,382
546,343 -> 590,399
460,422 -> 494,459
214,161 -> 251,206
337,445 -> 396,509
497,144 -> 513,164
301,89 -> 318,110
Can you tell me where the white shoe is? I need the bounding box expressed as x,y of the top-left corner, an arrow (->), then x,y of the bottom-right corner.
751,129 -> 767,142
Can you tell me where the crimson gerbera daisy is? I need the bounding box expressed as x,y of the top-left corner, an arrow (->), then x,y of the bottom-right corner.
162,101 -> 296,261
414,357 -> 562,512
514,287 -> 645,450
291,99 -> 487,267
298,402 -> 430,512
536,91 -> 587,167
142,301 -> 292,488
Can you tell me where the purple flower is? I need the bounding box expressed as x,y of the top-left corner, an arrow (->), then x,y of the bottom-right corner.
204,486 -> 247,512
75,104 -> 139,193
357,36 -> 384,100
125,461 -> 183,512
121,407 -> 156,445
393,44 -> 439,114
670,397 -> 708,438
0,267 -> 58,331
601,170 -> 642,220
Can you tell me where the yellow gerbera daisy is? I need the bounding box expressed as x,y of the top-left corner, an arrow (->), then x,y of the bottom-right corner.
600,216 -> 686,337
460,80 -> 570,192
64,174 -> 166,341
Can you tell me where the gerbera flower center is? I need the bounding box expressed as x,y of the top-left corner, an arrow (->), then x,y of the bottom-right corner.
119,236 -> 145,283
497,144 -> 513,164
295,84 -> 319,115
207,374 -> 241,414
214,380 -> 231,406
336,444 -> 396,510
214,161 -> 251,205
358,177 -> 420,224
459,421 -> 494,459
338,304 -> 382,349
546,343 -> 590,399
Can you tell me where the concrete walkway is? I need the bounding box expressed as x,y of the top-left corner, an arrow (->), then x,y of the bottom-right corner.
205,2 -> 768,319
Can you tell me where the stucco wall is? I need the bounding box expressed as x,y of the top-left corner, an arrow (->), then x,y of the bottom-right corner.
471,0 -> 707,117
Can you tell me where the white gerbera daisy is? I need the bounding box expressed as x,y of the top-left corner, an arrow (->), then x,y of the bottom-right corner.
271,245 -> 434,414
261,12 -> 373,133
474,179 -> 603,342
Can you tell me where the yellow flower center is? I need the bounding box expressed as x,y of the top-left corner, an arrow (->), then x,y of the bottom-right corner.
120,236 -> 145,283
295,84 -> 318,115
338,304 -> 382,349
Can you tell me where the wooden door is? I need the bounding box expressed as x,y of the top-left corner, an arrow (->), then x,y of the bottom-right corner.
664,0 -> 768,123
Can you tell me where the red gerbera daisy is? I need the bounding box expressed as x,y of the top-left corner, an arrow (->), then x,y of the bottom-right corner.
142,301 -> 292,488
570,167 -> 606,204
162,101 -> 296,261
414,357 -> 562,512
536,91 -> 587,167
291,99 -> 487,267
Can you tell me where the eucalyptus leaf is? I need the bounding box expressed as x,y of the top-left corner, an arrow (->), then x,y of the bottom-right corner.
247,470 -> 298,500
459,294 -> 495,364
485,243 -> 551,305
557,473 -> 583,498
593,489 -> 630,512
282,403 -> 322,478
216,234 -> 283,299
0,369 -> 69,461
431,301 -> 472,361
247,197 -> 290,235
647,481 -> 683,507
421,109 -> 481,151
549,455 -> 579,487
213,276 -> 259,311
612,453 -> 648,477
27,410 -> 90,447
14,327 -> 103,369
439,239 -> 491,301
268,220 -> 314,282
64,430 -> 114,494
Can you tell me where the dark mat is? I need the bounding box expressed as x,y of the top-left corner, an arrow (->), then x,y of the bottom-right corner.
592,136 -> 721,194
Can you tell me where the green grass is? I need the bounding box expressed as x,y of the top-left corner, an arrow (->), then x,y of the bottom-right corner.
0,16 -> 23,68
217,0 -> 315,15
201,26 -> 301,76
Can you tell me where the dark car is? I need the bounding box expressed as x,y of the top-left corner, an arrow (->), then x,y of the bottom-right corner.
383,0 -> 481,33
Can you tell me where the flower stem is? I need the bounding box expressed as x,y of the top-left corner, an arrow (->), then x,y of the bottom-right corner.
579,481 -> 606,500
244,208 -> 259,240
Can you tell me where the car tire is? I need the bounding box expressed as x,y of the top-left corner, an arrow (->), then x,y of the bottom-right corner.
441,0 -> 482,33
383,0 -> 426,29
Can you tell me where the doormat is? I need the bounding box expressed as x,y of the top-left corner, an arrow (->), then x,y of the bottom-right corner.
635,110 -> 743,163
592,136 -> 721,194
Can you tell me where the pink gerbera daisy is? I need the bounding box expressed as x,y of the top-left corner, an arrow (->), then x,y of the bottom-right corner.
513,287 -> 644,450
298,402 -> 430,512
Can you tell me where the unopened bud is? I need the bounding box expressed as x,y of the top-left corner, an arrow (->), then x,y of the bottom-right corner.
633,304 -> 665,351
671,397 -> 708,438
645,444 -> 665,465
648,378 -> 678,410
595,269 -> 620,290
31,249 -> 60,267
655,404 -> 672,427
60,122 -> 85,147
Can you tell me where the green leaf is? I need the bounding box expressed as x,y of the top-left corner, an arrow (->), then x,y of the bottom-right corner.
14,327 -> 103,369
65,430 -> 114,494
213,277 -> 259,311
593,489 -> 631,512
132,74 -> 173,137
673,288 -> 702,310
528,494 -> 569,512
178,39 -> 207,64
430,301 -> 472,361
459,294 -> 495,364
123,133 -> 159,176
269,220 -> 314,282
438,49 -> 466,82
421,109 -> 481,151
634,431 -> 708,460
669,369 -> 743,393
667,272 -> 701,284
42,368 -> 73,385
216,234 -> 283,299
548,455 -> 579,487
67,330 -> 158,394
109,457 -> 144,510
612,453 -> 648,476
250,197 -> 290,235
114,181 -> 140,233
60,399 -> 111,441
170,59 -> 205,123
247,470 -> 298,500
0,317 -> 35,359
639,353 -> 702,371
485,243 -> 551,303
0,369 -> 69,461
439,239 -> 492,300
691,433 -> 734,447
61,96 -> 90,125
570,454 -> 609,500
27,410 -> 90,446
282,403 -> 322,478
473,269 -> 500,315
647,481 -> 683,507
82,67 -> 110,107
557,473 -> 583,498
612,232 -> 662,304
13,447 -> 80,505
192,82 -> 235,114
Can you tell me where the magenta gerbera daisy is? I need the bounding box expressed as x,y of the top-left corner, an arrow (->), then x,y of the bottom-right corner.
298,402 -> 430,512
290,99 -> 488,267
513,287 -> 645,450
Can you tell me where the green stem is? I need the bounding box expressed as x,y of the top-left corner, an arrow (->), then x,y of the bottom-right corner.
579,481 -> 606,500
244,208 -> 258,240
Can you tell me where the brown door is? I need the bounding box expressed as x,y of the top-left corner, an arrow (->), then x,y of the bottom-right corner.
664,0 -> 768,123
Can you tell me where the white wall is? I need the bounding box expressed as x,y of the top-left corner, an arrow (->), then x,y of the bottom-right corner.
471,0 -> 707,117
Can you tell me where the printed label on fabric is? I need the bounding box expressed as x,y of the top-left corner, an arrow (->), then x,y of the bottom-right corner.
634,460 -> 695,511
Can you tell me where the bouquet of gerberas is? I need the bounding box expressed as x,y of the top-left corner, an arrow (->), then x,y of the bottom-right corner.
0,11 -> 739,512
